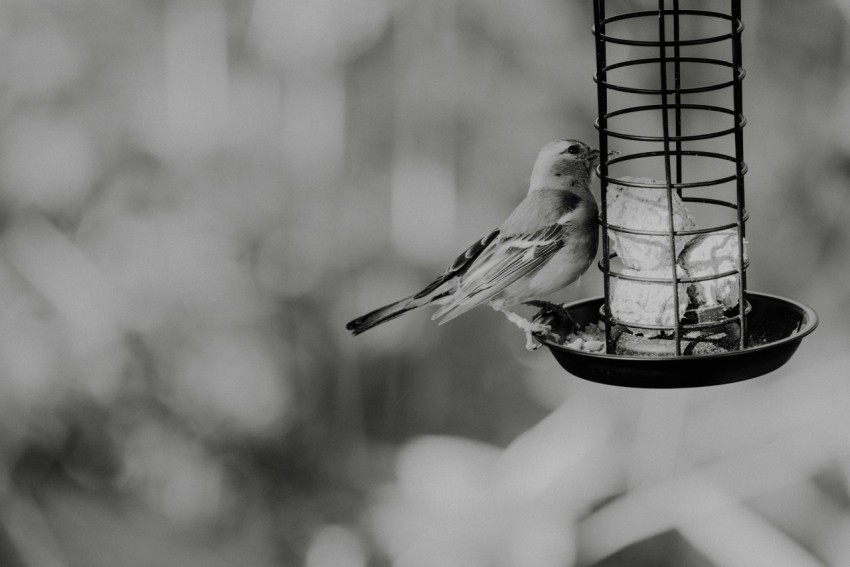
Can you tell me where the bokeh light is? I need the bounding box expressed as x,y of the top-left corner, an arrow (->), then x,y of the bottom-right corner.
0,1 -> 847,566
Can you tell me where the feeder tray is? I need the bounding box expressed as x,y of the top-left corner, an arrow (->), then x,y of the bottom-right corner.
548,0 -> 818,386
540,292 -> 818,388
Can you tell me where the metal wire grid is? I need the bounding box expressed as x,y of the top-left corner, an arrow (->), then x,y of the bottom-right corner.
592,0 -> 749,356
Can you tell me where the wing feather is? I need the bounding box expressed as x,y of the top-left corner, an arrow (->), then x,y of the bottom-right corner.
432,223 -> 566,322
410,228 -> 501,301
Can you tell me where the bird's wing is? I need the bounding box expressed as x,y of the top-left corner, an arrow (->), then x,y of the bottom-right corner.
432,223 -> 566,323
409,228 -> 501,301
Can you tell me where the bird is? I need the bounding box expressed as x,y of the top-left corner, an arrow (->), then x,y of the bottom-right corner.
346,139 -> 601,349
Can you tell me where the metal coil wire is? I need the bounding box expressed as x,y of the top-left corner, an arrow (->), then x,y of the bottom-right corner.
593,0 -> 748,356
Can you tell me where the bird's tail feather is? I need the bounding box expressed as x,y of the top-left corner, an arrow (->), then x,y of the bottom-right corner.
431,299 -> 477,326
347,276 -> 458,335
346,297 -> 420,335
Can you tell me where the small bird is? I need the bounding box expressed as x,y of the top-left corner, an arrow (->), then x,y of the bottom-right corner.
346,139 -> 601,349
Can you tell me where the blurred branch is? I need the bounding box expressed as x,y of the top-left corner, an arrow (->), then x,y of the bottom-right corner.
578,421 -> 843,565
2,214 -> 127,342
627,391 -> 690,488
679,480 -> 826,567
579,470 -> 826,566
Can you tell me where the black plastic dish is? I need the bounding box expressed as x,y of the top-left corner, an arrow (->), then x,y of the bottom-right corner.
542,292 -> 818,388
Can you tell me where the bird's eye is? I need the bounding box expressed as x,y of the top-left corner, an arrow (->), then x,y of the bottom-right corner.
564,144 -> 581,155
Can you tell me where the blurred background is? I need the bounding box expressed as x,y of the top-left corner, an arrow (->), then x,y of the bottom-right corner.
0,0 -> 848,565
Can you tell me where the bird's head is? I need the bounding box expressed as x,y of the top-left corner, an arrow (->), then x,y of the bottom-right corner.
529,139 -> 600,191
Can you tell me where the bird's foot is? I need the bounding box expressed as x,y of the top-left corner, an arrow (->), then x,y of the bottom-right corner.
526,300 -> 581,345
524,322 -> 552,350
498,309 -> 551,350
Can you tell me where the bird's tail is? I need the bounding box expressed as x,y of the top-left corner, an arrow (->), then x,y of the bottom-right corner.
430,296 -> 478,326
346,297 -> 421,335
347,273 -> 458,335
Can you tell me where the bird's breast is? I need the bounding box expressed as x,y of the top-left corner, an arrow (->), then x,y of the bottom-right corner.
527,231 -> 597,294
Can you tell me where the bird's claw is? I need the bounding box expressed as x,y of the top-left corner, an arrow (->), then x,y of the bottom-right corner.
526,322 -> 552,350
527,300 -> 580,344
495,306 -> 551,350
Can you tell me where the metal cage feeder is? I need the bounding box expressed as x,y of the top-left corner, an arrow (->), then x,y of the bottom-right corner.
540,0 -> 818,387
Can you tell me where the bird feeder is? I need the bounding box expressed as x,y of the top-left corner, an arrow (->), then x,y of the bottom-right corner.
540,0 -> 818,387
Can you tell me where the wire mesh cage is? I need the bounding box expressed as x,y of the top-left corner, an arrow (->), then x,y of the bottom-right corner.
541,0 -> 818,387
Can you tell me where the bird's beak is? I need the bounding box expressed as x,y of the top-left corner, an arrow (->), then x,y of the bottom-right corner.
608,150 -> 621,157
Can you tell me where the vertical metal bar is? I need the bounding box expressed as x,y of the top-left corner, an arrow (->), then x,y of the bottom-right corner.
673,0 -> 683,196
731,0 -> 747,349
594,0 -> 614,354
657,0 -> 682,356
